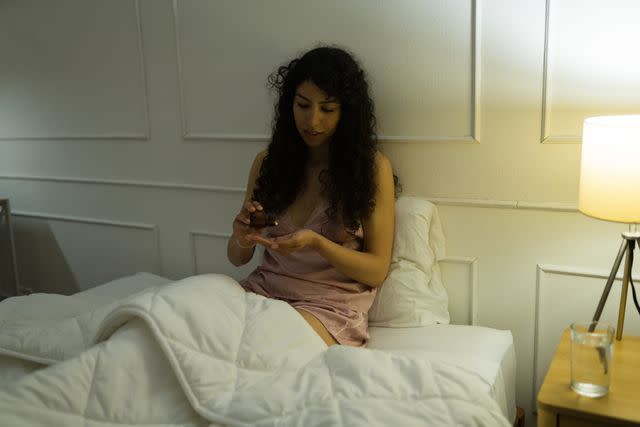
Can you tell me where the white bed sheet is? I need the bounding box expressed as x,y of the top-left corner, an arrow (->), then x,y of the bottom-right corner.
1,272 -> 516,424
368,324 -> 517,423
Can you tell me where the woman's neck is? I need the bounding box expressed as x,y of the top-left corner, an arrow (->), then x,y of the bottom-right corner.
307,144 -> 329,167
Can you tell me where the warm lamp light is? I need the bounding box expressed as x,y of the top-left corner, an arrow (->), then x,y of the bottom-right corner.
580,115 -> 640,223
579,115 -> 640,340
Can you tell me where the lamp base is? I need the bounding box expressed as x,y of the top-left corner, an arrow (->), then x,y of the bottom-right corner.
622,230 -> 640,239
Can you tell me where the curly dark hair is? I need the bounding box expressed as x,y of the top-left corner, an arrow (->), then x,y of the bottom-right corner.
252,45 -> 388,230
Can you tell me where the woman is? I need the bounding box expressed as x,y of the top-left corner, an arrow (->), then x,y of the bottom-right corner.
227,46 -> 396,347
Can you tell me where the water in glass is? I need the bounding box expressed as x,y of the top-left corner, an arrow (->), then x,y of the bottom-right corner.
570,322 -> 613,398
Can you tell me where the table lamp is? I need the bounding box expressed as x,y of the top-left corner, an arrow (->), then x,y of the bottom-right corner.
579,115 -> 640,340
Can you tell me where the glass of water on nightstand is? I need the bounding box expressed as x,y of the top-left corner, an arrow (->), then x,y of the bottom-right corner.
570,322 -> 614,398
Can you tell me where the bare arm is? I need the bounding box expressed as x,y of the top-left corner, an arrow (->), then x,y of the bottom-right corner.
245,152 -> 396,287
311,153 -> 395,287
227,150 -> 268,266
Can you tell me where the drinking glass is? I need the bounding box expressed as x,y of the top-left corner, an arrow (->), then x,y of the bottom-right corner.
570,321 -> 614,398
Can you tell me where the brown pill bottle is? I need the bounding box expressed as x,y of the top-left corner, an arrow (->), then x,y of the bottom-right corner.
249,211 -> 278,228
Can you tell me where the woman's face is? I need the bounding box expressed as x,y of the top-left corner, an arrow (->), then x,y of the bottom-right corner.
293,80 -> 341,148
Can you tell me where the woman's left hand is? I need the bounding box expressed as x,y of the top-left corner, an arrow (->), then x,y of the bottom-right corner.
247,229 -> 319,255
272,229 -> 319,255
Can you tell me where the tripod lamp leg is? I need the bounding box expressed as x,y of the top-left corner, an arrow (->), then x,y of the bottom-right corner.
592,239 -> 628,326
616,240 -> 634,340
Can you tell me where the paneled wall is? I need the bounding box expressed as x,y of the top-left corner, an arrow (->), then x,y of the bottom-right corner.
1,1 -> 640,425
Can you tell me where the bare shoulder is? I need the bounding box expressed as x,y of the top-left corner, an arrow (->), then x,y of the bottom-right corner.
372,151 -> 394,204
374,151 -> 392,175
250,149 -> 268,173
256,148 -> 268,164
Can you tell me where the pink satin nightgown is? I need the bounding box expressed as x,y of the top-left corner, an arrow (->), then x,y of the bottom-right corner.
239,200 -> 376,347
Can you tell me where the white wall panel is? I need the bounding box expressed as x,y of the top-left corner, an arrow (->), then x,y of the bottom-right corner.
12,213 -> 159,294
542,0 -> 640,143
0,177 -> 246,282
0,0 -> 149,139
175,0 -> 475,142
441,256 -> 478,325
190,231 -> 261,281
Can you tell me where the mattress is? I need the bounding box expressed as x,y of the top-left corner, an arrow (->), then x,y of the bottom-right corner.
368,324 -> 517,423
1,272 -> 516,424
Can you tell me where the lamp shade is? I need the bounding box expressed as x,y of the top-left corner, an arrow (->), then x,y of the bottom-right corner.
579,115 -> 640,223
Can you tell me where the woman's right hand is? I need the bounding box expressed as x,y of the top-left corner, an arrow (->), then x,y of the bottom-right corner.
232,200 -> 266,248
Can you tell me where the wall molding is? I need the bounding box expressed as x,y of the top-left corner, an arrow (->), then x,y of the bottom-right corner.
0,174 -> 244,194
172,0 -> 482,144
531,263 -> 624,412
379,0 -> 482,145
0,174 -> 580,213
134,0 -> 152,140
540,0 -> 580,144
0,0 -> 150,141
441,256 -> 478,325
13,210 -> 163,276
539,0 -> 553,143
540,0 -> 640,144
427,197 -> 577,212
188,230 -> 229,275
539,0 -> 580,144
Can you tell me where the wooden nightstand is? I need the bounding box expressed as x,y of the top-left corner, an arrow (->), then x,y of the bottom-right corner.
537,329 -> 640,426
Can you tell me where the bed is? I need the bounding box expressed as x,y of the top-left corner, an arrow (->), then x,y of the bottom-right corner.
0,197 -> 517,426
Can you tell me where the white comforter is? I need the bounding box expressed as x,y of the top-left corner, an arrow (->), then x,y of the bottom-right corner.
0,274 -> 510,426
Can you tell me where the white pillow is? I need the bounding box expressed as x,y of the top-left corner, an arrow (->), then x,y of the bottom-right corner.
368,196 -> 450,327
